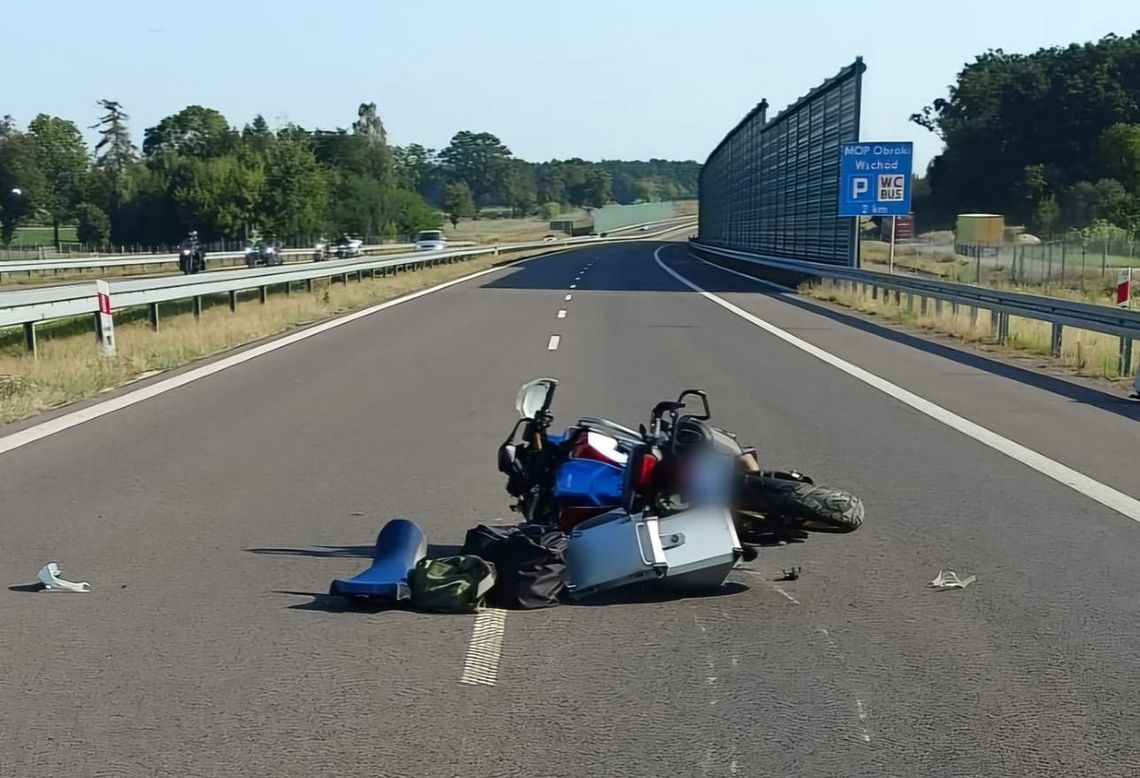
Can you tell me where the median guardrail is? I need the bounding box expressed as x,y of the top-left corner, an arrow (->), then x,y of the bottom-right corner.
690,241 -> 1140,375
2,222 -> 696,354
0,242 -> 452,278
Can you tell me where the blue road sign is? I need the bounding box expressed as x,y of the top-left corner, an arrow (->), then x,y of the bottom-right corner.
838,142 -> 914,217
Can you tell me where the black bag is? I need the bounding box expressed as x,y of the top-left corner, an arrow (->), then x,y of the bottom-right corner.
461,524 -> 567,609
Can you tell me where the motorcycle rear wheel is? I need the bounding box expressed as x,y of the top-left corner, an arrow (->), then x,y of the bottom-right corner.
736,474 -> 864,533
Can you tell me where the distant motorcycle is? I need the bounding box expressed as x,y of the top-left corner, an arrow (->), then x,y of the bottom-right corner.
498,378 -> 865,547
245,236 -> 284,268
178,232 -> 206,274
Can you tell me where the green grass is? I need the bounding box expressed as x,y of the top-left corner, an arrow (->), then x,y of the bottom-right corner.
13,225 -> 79,245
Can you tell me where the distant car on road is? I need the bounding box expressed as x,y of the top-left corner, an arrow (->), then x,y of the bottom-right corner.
415,230 -> 446,251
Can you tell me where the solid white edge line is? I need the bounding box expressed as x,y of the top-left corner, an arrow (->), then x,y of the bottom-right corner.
0,249 -> 574,458
653,246 -> 1140,524
547,335 -> 561,351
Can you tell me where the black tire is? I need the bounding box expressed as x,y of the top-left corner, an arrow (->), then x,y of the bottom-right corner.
736,474 -> 864,533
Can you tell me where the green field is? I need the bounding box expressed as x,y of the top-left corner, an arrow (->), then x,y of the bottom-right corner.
12,225 -> 79,245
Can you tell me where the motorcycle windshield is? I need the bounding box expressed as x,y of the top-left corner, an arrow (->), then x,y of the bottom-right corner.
552,459 -> 624,508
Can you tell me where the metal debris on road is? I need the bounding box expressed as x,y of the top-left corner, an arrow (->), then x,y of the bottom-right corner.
36,563 -> 91,592
928,569 -> 976,590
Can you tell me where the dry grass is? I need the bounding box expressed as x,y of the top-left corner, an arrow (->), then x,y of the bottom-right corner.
803,279 -> 1138,382
0,250 -> 547,425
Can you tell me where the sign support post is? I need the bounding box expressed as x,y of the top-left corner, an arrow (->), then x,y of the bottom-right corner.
889,216 -> 897,274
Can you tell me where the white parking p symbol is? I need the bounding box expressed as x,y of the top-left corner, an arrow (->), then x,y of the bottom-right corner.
852,177 -> 869,199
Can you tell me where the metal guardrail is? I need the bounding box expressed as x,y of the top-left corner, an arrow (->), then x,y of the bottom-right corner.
1,222 -> 696,352
690,241 -> 1140,374
0,242 -> 466,276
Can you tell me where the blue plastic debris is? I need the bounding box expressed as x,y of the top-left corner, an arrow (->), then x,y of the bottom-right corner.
329,519 -> 428,600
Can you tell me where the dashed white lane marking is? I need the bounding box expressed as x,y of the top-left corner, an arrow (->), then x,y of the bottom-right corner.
818,628 -> 872,743
564,294 -> 573,301
772,585 -> 800,605
547,335 -> 561,351
737,569 -> 801,604
654,246 -> 1140,525
557,309 -> 567,319
569,284 -> 577,289
459,608 -> 507,686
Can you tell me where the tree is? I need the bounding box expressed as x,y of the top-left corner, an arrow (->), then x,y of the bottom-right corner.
912,33 -> 1140,228
1101,123 -> 1140,192
438,131 -> 512,205
1031,196 -> 1060,236
351,102 -> 393,185
91,100 -> 136,180
75,202 -> 111,247
0,131 -> 47,245
442,181 -> 475,227
393,144 -> 440,200
536,166 -> 566,205
258,136 -> 329,238
28,114 -> 90,247
143,105 -> 237,162
90,100 -> 138,219
330,173 -> 385,235
377,188 -> 443,239
503,159 -> 536,216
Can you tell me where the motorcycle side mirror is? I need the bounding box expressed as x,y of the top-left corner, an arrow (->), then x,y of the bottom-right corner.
515,377 -> 558,419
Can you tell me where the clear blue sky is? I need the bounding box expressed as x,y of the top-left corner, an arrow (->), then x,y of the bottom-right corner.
2,1 -> 1137,170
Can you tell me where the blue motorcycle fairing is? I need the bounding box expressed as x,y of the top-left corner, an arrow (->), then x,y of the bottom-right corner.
552,458 -> 625,508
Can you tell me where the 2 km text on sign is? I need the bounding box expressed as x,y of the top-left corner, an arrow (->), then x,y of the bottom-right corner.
838,142 -> 914,217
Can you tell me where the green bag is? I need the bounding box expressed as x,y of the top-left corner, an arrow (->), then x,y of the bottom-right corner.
409,555 -> 497,613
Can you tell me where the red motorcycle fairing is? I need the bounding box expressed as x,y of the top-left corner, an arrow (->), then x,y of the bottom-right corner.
555,428 -> 630,532
566,428 -> 629,466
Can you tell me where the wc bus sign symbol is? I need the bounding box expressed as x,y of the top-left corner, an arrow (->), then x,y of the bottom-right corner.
879,174 -> 905,201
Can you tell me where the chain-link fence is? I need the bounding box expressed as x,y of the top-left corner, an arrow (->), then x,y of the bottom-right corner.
860,236 -> 1140,304
699,59 -> 865,265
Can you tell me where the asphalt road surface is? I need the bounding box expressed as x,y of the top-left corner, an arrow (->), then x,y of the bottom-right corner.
2,241 -> 1138,777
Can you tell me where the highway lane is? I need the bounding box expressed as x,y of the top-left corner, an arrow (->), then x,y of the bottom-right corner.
1,240 -> 1138,777
668,245 -> 1140,503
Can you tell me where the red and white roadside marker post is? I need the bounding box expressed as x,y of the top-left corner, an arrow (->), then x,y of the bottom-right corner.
95,280 -> 116,357
1117,269 -> 1139,396
1116,268 -> 1132,308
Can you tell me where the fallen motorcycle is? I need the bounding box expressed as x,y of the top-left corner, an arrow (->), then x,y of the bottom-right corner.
498,378 -> 864,548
